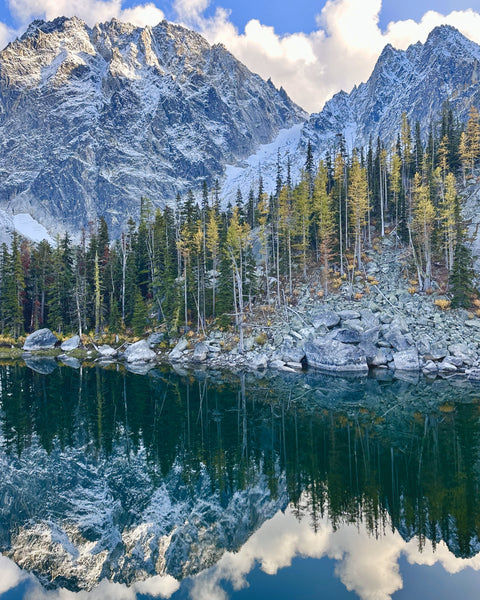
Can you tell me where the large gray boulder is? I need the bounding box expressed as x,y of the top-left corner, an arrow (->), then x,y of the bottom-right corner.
360,309 -> 380,329
382,327 -> 410,351
60,335 -> 80,352
392,348 -> 419,371
97,345 -> 117,358
338,310 -> 361,320
124,340 -> 156,363
247,352 -> 268,370
310,309 -> 340,329
22,328 -> 58,351
334,328 -> 361,344
304,339 -> 368,373
169,338 -> 189,361
279,343 -> 305,364
192,342 -> 208,362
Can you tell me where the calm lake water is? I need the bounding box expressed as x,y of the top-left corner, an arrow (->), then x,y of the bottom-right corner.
1,361 -> 480,599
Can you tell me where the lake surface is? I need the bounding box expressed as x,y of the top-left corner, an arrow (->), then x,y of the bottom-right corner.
1,361 -> 480,599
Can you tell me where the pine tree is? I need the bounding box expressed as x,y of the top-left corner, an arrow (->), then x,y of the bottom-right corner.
132,288 -> 148,336
466,105 -> 480,174
333,151 -> 345,272
411,173 -> 435,290
293,176 -> 310,279
459,131 -> 469,185
313,161 -> 335,294
226,207 -> 251,352
206,209 -> 220,318
441,172 -> 458,271
450,241 -> 474,308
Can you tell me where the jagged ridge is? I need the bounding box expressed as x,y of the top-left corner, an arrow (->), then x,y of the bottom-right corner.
0,16 -> 305,234
224,25 -> 480,200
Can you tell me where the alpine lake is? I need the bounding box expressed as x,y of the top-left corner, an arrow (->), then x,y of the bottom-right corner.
1,360 -> 480,599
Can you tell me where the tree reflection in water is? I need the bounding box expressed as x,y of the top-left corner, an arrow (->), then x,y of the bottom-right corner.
0,362 -> 480,596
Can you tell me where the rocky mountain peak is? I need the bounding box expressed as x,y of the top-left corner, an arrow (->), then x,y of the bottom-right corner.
0,17 -> 305,235
223,25 -> 480,203
301,25 -> 480,157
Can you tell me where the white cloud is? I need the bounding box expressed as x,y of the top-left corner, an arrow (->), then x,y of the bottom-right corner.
178,0 -> 480,113
188,501 -> 480,600
0,555 -> 28,594
6,0 -> 164,31
0,554 -> 180,600
119,3 -> 165,27
134,574 -> 180,597
173,0 -> 210,26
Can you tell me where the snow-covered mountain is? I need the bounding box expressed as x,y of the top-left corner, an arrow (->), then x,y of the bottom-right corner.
2,20 -> 480,236
0,17 -> 305,235
225,25 -> 480,199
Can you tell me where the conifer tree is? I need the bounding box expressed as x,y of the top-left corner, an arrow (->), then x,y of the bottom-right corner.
206,209 -> 220,318
333,151 -> 345,272
450,241 -> 474,308
132,289 -> 148,336
348,152 -> 369,269
278,185 -> 293,294
313,161 -> 335,294
459,131 -> 469,185
441,172 -> 458,271
466,105 -> 480,175
411,173 -> 435,290
293,176 -> 310,278
226,207 -> 250,352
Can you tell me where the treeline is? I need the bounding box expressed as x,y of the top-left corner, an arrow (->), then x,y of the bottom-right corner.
0,103 -> 479,340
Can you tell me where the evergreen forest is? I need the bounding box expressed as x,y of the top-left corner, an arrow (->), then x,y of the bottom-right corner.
1,104 -> 479,341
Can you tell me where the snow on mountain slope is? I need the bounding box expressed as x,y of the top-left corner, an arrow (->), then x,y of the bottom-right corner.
0,210 -> 55,245
230,25 -> 480,199
222,123 -> 303,202
0,17 -> 305,235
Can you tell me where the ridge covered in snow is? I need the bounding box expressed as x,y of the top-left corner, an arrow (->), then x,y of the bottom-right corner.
0,16 -> 305,235
225,25 -> 480,200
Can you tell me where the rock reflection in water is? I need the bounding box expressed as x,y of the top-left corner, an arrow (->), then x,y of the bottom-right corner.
0,363 -> 480,598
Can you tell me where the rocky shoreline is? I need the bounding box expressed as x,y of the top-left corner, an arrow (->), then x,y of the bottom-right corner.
17,303 -> 480,382
16,237 -> 480,382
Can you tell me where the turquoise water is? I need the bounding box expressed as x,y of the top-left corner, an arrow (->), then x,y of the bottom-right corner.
1,362 -> 480,599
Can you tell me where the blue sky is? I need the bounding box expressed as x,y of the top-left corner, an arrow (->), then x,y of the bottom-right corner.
1,0 -> 479,112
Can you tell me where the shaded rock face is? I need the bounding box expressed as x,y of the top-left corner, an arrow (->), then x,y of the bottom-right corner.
393,348 -> 420,371
192,342 -> 208,362
304,339 -> 368,373
0,17 -> 305,235
22,328 -> 58,351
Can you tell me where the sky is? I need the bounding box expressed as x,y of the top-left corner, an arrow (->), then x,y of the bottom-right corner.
1,0 -> 480,112
2,503 -> 480,600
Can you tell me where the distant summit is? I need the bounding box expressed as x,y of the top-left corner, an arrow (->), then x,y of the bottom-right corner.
223,25 -> 480,201
301,25 -> 480,155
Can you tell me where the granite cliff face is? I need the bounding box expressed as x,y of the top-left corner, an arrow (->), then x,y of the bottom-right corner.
0,17 -> 305,234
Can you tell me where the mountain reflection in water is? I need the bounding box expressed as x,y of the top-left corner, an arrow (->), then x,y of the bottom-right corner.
1,363 -> 480,599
